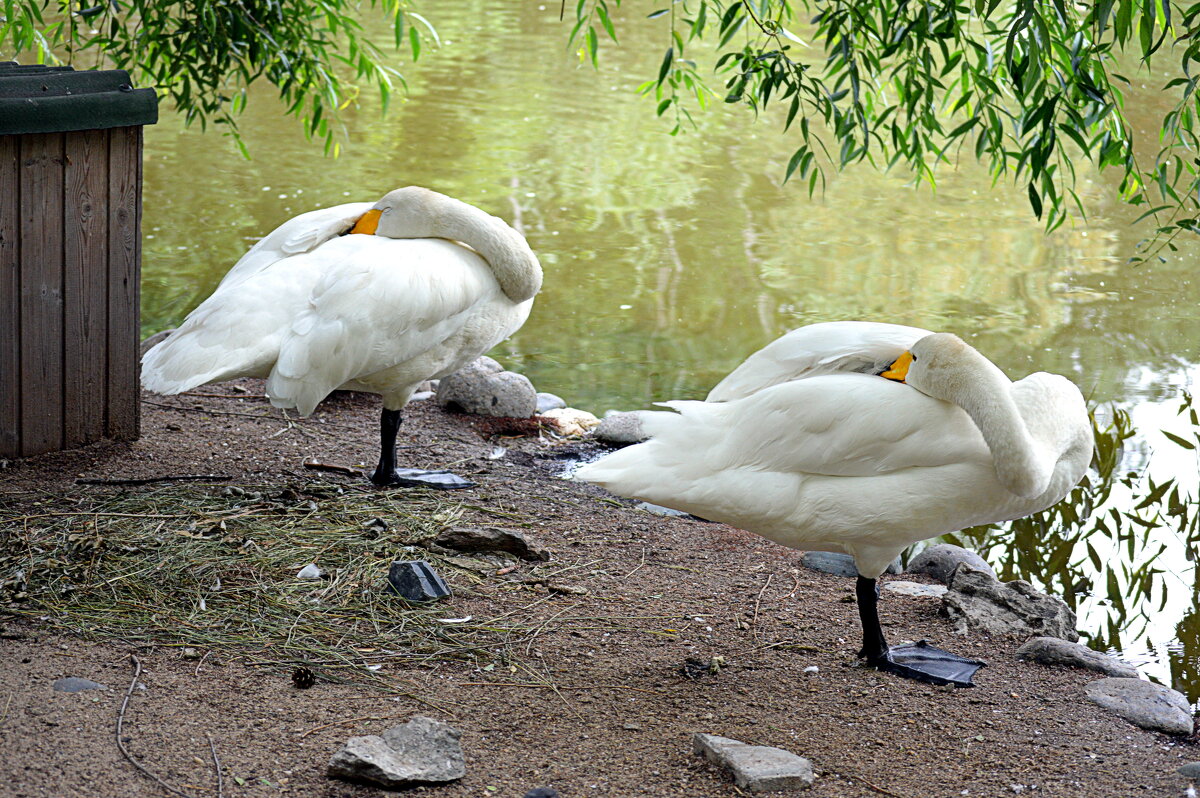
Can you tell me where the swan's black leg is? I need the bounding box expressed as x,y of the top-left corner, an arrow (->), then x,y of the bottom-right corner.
856,576 -> 890,659
369,407 -> 475,489
855,575 -> 985,688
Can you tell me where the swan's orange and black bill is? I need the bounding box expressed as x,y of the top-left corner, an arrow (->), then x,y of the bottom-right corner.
350,209 -> 382,235
882,351 -> 913,382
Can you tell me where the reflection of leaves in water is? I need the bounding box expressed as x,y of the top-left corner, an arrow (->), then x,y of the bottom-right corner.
936,398 -> 1200,700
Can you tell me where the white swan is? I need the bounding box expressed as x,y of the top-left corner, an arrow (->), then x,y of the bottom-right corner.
577,327 -> 1093,686
142,186 -> 542,488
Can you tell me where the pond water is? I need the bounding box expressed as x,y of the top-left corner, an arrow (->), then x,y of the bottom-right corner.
138,2 -> 1200,698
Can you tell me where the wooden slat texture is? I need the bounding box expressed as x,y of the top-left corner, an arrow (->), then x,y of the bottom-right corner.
106,125 -> 140,441
18,132 -> 65,456
63,128 -> 110,447
0,135 -> 19,457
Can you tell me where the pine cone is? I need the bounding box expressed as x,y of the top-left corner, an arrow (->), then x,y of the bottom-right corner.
291,666 -> 317,689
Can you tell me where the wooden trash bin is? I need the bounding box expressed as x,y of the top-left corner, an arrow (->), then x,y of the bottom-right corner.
0,63 -> 158,458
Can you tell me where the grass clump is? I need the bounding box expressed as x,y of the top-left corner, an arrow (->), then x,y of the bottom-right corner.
0,481 -> 524,683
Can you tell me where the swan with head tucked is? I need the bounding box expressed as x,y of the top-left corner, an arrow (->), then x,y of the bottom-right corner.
142,186 -> 542,488
577,327 -> 1092,686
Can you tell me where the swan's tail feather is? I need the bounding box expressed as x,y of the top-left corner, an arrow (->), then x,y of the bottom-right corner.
265,317 -> 357,417
141,328 -> 266,396
575,402 -> 722,498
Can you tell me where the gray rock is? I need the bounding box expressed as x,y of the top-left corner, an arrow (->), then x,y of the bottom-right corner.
436,357 -> 537,418
139,329 -> 174,356
942,566 -> 1078,641
593,411 -> 647,444
535,392 -> 567,413
801,551 -> 901,578
387,560 -> 451,601
908,543 -> 996,583
52,677 -> 108,693
327,716 -> 465,788
1085,678 -> 1193,736
434,526 -> 550,561
883,580 -> 948,599
1177,762 -> 1200,778
693,733 -> 815,792
1016,637 -> 1138,678
635,501 -> 690,518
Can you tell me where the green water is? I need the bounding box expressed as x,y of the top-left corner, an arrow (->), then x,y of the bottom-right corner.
139,2 -> 1200,697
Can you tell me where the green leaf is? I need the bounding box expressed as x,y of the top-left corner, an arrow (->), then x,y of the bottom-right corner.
1028,183 -> 1043,218
657,46 -> 673,85
1162,430 -> 1196,450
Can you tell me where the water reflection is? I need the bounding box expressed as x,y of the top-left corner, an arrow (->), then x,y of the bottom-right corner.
138,0 -> 1200,698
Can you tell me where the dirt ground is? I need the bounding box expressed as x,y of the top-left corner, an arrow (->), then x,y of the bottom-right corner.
1,383 -> 1197,798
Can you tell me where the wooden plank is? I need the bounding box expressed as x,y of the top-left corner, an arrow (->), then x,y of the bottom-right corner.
0,135 -> 19,458
106,125 -> 140,441
63,128 -> 109,447
18,132 -> 65,456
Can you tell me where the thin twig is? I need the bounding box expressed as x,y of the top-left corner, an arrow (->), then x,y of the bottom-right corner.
207,735 -> 224,798
302,459 -> 362,476
297,714 -> 409,739
180,391 -> 265,400
841,772 -> 905,798
751,573 -> 774,639
116,655 -> 201,798
143,399 -> 282,421
76,475 -> 232,486
0,690 -> 12,726
457,681 -> 661,695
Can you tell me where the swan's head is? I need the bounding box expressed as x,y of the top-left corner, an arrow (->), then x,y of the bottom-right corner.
882,333 -> 1003,401
349,187 -> 438,237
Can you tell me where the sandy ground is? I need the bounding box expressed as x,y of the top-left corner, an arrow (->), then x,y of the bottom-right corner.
1,383 -> 1197,797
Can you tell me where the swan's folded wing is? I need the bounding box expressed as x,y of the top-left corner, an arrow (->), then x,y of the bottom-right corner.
266,237 -> 506,414
659,374 -> 991,479
706,321 -> 930,402
216,202 -> 375,291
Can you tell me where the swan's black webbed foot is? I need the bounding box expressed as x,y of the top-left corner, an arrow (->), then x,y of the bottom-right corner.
372,406 -> 476,489
855,574 -> 984,687
369,467 -> 475,490
864,641 -> 985,688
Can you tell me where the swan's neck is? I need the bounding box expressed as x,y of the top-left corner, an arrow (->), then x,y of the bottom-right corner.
952,364 -> 1051,499
378,188 -> 542,303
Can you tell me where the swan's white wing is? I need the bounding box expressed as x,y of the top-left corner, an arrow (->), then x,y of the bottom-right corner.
265,236 -> 508,415
216,202 -> 375,290
654,375 -> 991,479
706,321 -> 931,402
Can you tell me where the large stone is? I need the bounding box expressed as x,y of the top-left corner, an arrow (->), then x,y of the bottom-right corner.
801,551 -> 901,578
436,357 -> 537,418
1084,678 -> 1193,736
941,566 -> 1078,641
535,392 -> 567,414
908,544 -> 996,584
139,329 -> 174,356
387,560 -> 451,601
593,412 -> 647,444
693,733 -> 815,792
434,526 -> 550,561
327,716 -> 465,788
541,407 -> 600,436
1016,637 -> 1138,678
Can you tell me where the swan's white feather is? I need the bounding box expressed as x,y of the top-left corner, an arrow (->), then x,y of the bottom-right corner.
141,189 -> 538,417
706,320 -> 930,401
